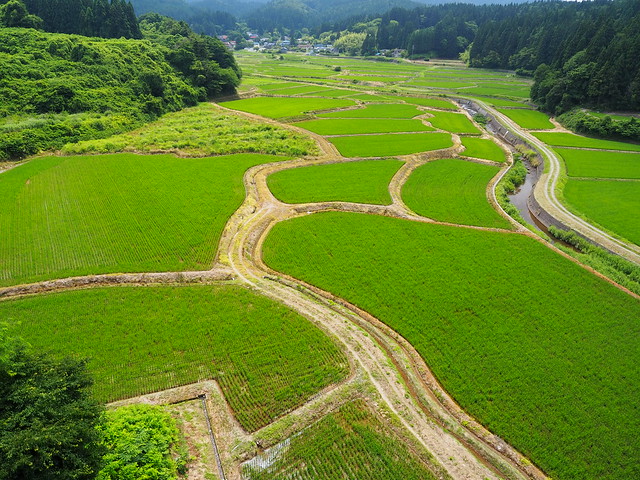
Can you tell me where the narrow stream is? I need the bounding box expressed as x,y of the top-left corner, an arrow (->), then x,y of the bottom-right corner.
507,165 -> 540,229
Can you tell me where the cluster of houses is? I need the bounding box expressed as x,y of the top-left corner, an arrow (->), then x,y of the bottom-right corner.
217,32 -> 337,54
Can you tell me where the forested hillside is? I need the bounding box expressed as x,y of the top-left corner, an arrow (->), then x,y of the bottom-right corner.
470,0 -> 640,114
0,0 -> 142,38
0,9 -> 241,160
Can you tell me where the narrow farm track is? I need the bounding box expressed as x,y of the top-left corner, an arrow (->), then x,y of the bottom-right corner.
476,100 -> 640,264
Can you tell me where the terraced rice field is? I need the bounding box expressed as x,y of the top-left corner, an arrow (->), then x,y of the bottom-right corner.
317,103 -> 422,119
0,153 -> 280,287
425,110 -> 480,134
220,97 -> 356,119
556,148 -> 640,178
294,118 -> 433,135
263,212 -> 640,480
460,137 -> 506,162
267,160 -> 402,205
497,108 -> 554,130
564,180 -> 640,245
532,132 -> 640,151
398,96 -> 457,110
402,158 -> 510,228
243,399 -> 438,480
328,132 -> 453,157
1,285 -> 349,431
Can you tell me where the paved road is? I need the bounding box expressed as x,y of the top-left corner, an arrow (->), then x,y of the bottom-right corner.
475,100 -> 640,265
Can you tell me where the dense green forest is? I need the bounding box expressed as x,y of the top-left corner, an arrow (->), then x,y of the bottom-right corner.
317,0 -> 640,116
0,0 -> 142,38
0,6 -> 240,161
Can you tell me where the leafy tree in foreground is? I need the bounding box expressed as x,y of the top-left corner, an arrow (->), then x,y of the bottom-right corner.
0,328 -> 105,480
0,0 -> 42,28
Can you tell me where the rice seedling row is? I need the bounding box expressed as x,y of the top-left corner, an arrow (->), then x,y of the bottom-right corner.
402,158 -> 510,229
263,212 -> 640,480
1,285 -> 350,432
242,399 -> 438,480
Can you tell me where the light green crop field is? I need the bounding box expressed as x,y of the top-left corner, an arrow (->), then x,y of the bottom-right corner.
341,75 -> 409,83
471,96 -> 532,107
461,84 -> 531,98
402,159 -> 510,228
317,103 -> 422,119
267,159 -> 402,205
460,137 -> 506,162
586,111 -> 638,122
263,212 -> 640,480
0,153 -> 280,286
564,179 -> 640,245
62,103 -> 317,157
329,132 -> 453,157
243,399 -> 438,480
397,96 -> 457,110
1,285 -> 349,431
220,97 -> 355,119
258,82 -> 306,91
497,108 -> 554,130
556,148 -> 640,178
425,110 -> 480,134
532,132 -> 640,151
408,79 -> 475,89
294,118 -> 433,135
265,85 -> 329,96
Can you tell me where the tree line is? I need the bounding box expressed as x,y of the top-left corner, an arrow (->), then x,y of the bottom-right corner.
0,0 -> 142,38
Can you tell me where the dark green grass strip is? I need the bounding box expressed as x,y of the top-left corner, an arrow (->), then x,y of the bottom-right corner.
402,159 -> 510,229
263,212 -> 640,480
2,285 -> 349,432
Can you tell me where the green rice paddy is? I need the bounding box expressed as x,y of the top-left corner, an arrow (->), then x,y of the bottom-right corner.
328,133 -> 453,157
317,103 -> 422,119
267,160 -> 402,205
0,153 -> 280,286
425,111 -> 480,134
220,97 -> 356,119
294,118 -> 433,135
263,212 -> 640,480
556,148 -> 640,178
564,179 -> 640,245
1,285 -> 349,431
402,158 -> 509,228
533,132 -> 640,151
460,137 -> 506,162
497,108 -> 554,130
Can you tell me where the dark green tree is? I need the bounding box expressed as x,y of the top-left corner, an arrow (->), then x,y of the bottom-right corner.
0,0 -> 42,28
0,328 -> 105,480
